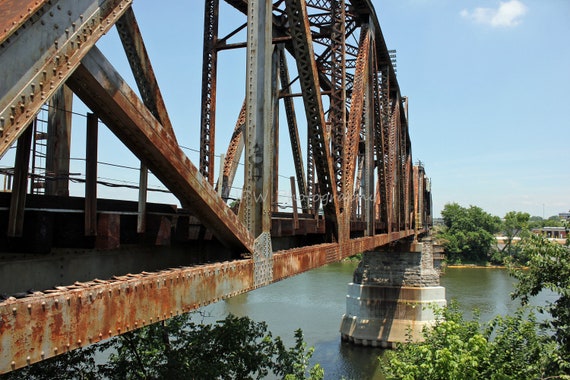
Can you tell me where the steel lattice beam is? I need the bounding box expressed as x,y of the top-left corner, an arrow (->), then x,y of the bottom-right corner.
284,0 -> 340,237
199,0 -> 219,184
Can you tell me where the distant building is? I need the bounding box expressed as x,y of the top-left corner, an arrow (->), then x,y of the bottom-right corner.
559,212 -> 570,221
532,226 -> 568,239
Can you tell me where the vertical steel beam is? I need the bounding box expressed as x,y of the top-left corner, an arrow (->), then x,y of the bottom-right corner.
199,0 -> 220,185
364,33 -> 375,236
84,113 -> 98,237
7,122 -> 33,237
272,50 -> 280,213
244,0 -> 273,237
376,66 -> 390,232
46,86 -> 72,196
137,164 -> 148,234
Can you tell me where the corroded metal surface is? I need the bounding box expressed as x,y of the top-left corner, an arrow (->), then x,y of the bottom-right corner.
0,260 -> 255,373
0,228 -> 423,374
0,0 -> 133,158
0,0 -> 46,43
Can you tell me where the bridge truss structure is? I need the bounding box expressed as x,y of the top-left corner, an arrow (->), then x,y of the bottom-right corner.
0,0 -> 432,373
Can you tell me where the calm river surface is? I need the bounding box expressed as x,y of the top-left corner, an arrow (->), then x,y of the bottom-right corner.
199,262 -> 555,380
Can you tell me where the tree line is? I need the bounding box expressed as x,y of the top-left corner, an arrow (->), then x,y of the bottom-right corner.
437,202 -> 568,265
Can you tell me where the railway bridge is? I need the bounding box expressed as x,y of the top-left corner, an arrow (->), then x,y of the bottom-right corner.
0,0 -> 435,373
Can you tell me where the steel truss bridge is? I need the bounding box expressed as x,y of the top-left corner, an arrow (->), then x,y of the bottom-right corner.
0,0 -> 432,373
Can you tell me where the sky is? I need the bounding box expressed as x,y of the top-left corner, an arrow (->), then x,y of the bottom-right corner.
374,0 -> 570,218
2,0 -> 568,219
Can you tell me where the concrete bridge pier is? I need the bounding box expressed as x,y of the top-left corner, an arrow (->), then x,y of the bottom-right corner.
340,238 -> 446,347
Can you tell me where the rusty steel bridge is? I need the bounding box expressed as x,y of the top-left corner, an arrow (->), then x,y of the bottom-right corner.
0,0 -> 432,373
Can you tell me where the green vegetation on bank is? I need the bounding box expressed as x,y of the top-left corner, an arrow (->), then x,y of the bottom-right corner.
1,314 -> 323,380
436,202 -> 567,265
384,226 -> 570,379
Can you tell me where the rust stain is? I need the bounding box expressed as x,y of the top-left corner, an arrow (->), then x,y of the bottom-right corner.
0,0 -> 45,43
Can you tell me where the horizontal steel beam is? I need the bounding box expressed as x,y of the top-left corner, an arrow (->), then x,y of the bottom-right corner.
0,229 -> 421,374
66,47 -> 254,253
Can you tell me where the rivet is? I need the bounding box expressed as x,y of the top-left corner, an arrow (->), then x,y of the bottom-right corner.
26,356 -> 31,364
54,347 -> 58,354
12,307 -> 16,314
77,339 -> 82,345
11,361 -> 16,369
40,351 -> 45,359
108,330 -> 112,335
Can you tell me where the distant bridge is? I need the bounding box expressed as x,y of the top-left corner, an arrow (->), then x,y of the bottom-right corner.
0,0 -> 432,373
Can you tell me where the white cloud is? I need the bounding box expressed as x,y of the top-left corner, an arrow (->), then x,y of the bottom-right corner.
461,0 -> 528,28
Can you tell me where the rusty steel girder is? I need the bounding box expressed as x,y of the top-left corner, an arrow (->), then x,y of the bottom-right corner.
0,228 -> 420,374
0,260 -> 255,374
0,0 -> 133,158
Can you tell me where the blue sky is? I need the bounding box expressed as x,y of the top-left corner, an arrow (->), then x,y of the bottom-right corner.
3,0 -> 567,219
81,0 -> 570,218
375,0 -> 570,218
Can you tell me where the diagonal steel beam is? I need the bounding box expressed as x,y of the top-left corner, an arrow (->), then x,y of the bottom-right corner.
342,26 -> 370,210
66,47 -> 253,253
115,7 -> 176,141
277,47 -> 309,212
220,102 -> 246,202
0,0 -> 133,158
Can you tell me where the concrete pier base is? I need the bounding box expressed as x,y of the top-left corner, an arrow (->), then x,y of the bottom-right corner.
340,239 -> 446,347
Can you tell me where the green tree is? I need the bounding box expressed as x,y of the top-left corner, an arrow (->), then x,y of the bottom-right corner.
495,211 -> 530,262
2,314 -> 323,380
510,234 -> 570,373
382,302 -> 557,380
438,203 -> 502,263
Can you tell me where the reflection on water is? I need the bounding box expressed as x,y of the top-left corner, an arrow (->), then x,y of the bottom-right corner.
198,263 -> 555,379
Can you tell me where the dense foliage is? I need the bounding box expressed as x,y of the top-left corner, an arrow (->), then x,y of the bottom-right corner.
510,234 -> 570,373
384,232 -> 570,379
382,302 -> 555,380
1,314 -> 323,380
494,211 -> 531,263
437,203 -> 502,263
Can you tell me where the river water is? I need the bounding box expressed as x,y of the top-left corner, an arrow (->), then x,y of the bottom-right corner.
199,262 -> 556,380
